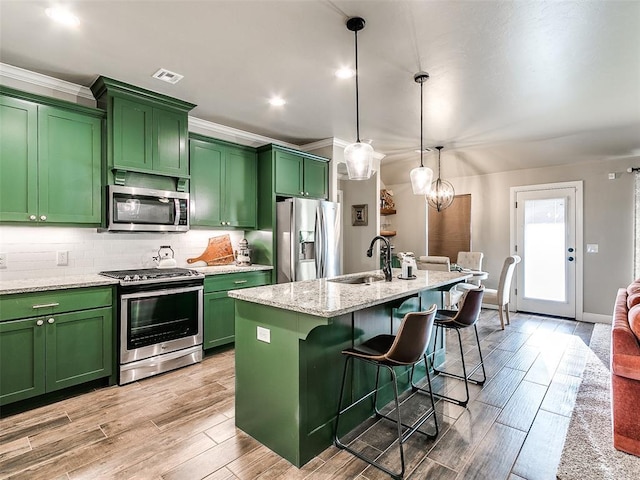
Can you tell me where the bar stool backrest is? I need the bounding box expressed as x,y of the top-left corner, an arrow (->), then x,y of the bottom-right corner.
385,304 -> 438,365
450,287 -> 484,327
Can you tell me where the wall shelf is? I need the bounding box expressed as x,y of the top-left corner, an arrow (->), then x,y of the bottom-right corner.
380,230 -> 396,237
380,208 -> 396,216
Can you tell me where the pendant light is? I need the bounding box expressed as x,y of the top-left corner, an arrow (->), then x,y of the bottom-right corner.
426,146 -> 455,211
410,72 -> 434,194
344,17 -> 373,180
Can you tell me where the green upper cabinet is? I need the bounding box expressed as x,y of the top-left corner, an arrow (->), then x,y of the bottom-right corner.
190,134 -> 257,228
0,95 -> 38,222
0,88 -> 103,224
273,148 -> 328,199
303,157 -> 329,199
91,76 -> 195,181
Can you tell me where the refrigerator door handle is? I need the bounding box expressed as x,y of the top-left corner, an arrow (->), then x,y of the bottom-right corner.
315,205 -> 323,278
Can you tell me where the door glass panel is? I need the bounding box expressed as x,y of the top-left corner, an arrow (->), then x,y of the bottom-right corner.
127,290 -> 198,349
523,197 -> 566,302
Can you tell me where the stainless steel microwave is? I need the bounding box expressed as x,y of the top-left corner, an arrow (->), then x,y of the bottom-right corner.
107,185 -> 189,232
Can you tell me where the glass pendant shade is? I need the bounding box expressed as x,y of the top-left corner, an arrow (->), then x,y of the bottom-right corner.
410,166 -> 433,195
344,141 -> 374,180
426,177 -> 455,212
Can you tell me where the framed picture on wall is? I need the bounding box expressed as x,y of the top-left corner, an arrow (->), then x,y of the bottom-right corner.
351,204 -> 368,226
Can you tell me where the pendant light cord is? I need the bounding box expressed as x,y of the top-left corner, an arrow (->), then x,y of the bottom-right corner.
354,29 -> 361,143
420,80 -> 424,168
437,147 -> 441,178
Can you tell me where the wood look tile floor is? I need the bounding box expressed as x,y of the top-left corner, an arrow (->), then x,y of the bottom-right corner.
0,310 -> 595,480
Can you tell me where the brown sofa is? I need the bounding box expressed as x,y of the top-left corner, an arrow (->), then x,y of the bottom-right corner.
611,279 -> 640,456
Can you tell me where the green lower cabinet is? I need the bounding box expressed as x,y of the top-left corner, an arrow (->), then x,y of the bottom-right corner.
45,307 -> 113,391
0,306 -> 113,406
203,292 -> 235,349
0,317 -> 46,405
203,271 -> 271,349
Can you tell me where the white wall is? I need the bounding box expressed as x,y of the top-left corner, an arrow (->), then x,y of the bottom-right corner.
382,183 -> 427,256
0,226 -> 244,281
340,175 -> 380,274
381,156 -> 639,317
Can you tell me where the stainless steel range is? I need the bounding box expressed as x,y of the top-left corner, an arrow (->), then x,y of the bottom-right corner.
100,268 -> 204,385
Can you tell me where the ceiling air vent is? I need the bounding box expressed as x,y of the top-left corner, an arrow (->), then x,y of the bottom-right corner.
152,68 -> 184,85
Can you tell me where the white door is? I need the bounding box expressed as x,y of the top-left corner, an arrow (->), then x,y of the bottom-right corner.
514,186 -> 578,318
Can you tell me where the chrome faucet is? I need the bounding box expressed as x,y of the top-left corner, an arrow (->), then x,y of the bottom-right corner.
366,236 -> 392,282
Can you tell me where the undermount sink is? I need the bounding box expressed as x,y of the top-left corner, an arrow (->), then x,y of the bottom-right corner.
328,274 -> 386,285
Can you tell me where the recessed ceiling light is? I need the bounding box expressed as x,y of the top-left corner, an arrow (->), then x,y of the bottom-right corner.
269,97 -> 286,107
45,7 -> 80,27
335,67 -> 355,79
152,68 -> 184,84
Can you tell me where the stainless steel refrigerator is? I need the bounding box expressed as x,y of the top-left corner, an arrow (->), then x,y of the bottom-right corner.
276,198 -> 341,283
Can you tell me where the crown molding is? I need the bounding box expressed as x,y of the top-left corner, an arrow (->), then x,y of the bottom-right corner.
188,117 -> 299,149
0,63 -> 95,100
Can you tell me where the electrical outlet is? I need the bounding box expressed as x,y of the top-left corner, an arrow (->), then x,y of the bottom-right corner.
56,251 -> 69,266
0,253 -> 7,269
257,326 -> 271,343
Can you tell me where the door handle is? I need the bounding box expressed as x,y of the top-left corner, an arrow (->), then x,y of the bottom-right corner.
568,247 -> 574,252
568,256 -> 575,262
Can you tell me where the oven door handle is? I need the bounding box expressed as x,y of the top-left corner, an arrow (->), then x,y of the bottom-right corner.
120,284 -> 204,300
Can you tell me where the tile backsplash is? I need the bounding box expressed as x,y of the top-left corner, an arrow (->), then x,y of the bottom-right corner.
0,226 -> 245,281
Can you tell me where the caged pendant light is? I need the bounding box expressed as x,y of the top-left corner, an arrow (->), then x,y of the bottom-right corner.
426,146 -> 455,211
344,17 -> 374,180
410,72 -> 434,194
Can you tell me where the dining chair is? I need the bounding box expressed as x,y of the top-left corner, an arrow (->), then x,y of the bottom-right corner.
456,251 -> 485,286
334,305 -> 439,480
483,255 -> 521,329
421,286 -> 486,407
416,255 -> 450,271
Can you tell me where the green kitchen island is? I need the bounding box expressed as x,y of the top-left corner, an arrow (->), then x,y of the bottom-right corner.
228,268 -> 470,467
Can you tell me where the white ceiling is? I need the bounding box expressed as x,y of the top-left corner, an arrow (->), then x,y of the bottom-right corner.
1,0 -> 639,177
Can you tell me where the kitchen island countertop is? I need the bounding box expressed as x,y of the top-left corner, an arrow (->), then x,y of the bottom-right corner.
228,268 -> 470,318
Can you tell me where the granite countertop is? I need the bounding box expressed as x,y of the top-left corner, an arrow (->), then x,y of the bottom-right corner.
192,264 -> 273,275
0,264 -> 274,295
228,268 -> 471,318
0,275 -> 120,295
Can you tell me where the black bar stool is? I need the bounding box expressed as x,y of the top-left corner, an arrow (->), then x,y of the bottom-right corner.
334,304 -> 439,480
419,286 -> 486,408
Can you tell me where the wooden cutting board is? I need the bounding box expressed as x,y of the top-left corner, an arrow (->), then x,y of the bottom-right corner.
187,234 -> 235,265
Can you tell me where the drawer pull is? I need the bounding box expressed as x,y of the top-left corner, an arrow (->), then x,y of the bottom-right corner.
32,302 -> 60,309
234,280 -> 248,284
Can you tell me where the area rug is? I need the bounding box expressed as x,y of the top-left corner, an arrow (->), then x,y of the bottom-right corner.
556,323 -> 640,479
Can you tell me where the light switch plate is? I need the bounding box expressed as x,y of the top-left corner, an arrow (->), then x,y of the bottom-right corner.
257,326 -> 271,343
586,244 -> 599,253
0,253 -> 6,269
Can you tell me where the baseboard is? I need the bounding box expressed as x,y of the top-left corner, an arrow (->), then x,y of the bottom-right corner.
580,312 -> 612,324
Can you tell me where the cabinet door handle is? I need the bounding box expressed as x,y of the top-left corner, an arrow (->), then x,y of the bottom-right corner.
234,280 -> 248,284
40,215 -> 47,221
29,214 -> 37,221
32,302 -> 60,309
36,319 -> 44,326
305,192 -> 309,196
47,318 -> 55,324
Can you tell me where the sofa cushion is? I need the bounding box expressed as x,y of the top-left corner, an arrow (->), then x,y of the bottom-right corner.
628,283 -> 640,296
628,292 -> 640,310
629,304 -> 640,341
